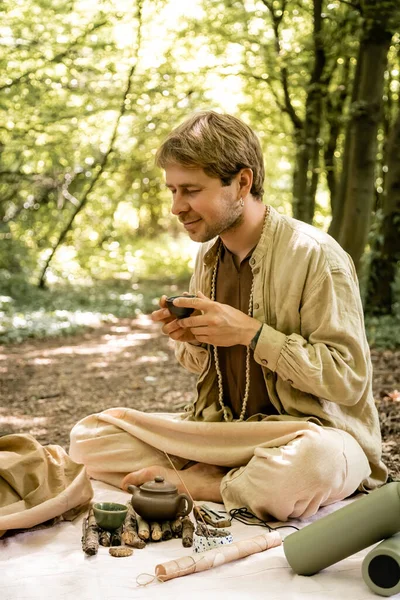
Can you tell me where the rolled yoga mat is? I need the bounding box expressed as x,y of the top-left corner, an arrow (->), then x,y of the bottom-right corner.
283,482 -> 400,576
362,533 -> 400,597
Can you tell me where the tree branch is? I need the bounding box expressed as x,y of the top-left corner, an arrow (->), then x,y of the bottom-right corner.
339,0 -> 362,13
260,0 -> 303,131
37,1 -> 144,288
0,20 -> 108,92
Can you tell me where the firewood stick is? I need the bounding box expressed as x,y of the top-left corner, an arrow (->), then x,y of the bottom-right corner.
171,517 -> 183,537
161,520 -> 172,541
82,509 -> 99,556
137,514 -> 150,541
122,505 -> 146,549
182,515 -> 195,548
99,529 -> 112,547
196,523 -> 227,538
110,526 -> 122,546
81,517 -> 87,547
150,521 -> 162,542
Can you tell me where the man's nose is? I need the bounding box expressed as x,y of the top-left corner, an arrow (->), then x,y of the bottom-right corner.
171,191 -> 189,216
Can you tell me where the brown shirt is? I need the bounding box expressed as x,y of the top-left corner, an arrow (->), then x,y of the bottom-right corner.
215,243 -> 278,420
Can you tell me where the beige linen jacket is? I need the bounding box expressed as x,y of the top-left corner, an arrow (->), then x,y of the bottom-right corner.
175,206 -> 387,490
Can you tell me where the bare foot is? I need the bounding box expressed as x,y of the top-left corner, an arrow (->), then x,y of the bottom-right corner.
121,463 -> 229,503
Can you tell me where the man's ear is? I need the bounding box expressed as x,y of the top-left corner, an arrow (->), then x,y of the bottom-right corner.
238,168 -> 253,197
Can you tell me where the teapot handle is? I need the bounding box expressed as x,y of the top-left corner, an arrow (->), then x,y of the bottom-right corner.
177,493 -> 193,517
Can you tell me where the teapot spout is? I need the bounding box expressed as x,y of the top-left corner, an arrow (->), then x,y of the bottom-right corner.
127,484 -> 139,495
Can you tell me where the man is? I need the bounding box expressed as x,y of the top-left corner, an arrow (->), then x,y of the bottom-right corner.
70,111 -> 387,522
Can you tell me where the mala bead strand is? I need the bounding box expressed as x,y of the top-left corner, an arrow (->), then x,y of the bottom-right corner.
210,205 -> 270,423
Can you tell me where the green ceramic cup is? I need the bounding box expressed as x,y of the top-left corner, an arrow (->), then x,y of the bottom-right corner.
92,502 -> 128,531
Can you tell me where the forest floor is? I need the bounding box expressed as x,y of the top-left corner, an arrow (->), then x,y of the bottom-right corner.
1,315 -> 399,480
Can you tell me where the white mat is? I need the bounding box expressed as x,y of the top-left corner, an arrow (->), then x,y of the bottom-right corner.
0,481 -> 385,600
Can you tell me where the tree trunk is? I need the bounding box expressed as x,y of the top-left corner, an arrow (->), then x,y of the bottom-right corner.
365,107 -> 400,315
325,57 -> 352,232
334,2 -> 395,271
292,0 -> 325,224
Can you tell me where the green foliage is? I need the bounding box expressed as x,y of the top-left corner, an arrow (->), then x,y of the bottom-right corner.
0,273 -> 192,344
1,0 -> 399,345
365,313 -> 400,349
362,255 -> 400,348
0,275 -> 187,344
0,233 -> 194,343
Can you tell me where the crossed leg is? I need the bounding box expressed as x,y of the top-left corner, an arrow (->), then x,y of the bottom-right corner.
69,408 -> 371,521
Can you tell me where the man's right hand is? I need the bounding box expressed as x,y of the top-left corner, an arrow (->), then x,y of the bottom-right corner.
150,294 -> 199,344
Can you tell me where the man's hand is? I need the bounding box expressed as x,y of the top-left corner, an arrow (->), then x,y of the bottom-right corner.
173,291 -> 261,347
150,294 -> 199,343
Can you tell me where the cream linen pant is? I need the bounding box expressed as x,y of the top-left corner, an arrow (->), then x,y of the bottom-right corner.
69,407 -> 371,522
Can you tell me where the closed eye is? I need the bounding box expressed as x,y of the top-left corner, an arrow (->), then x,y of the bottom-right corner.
168,188 -> 201,196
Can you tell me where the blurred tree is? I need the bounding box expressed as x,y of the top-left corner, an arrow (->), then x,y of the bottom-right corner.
365,100 -> 400,315
0,0 -> 399,310
188,0 -> 399,274
0,0 -> 207,286
330,0 -> 400,272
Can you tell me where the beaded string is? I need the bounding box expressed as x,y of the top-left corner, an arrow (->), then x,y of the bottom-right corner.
210,205 -> 270,423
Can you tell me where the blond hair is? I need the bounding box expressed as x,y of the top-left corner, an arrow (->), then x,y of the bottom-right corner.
155,111 -> 265,199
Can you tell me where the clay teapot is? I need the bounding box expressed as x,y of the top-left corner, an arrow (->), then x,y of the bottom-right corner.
127,476 -> 193,521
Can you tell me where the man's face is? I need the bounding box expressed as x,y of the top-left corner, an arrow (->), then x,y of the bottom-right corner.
165,164 -> 242,243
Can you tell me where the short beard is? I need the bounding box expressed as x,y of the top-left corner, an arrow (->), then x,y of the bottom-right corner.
198,192 -> 244,243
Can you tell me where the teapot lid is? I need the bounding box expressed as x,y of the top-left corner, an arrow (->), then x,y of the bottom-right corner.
140,476 -> 178,494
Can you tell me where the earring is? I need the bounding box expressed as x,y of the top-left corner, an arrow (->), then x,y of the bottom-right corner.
239,198 -> 244,207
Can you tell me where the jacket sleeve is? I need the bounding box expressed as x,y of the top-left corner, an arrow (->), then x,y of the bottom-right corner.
253,265 -> 371,406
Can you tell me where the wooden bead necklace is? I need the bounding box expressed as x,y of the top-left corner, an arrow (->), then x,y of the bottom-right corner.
210,205 -> 270,422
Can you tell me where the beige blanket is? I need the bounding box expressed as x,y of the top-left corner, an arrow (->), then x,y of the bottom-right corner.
0,433 -> 93,536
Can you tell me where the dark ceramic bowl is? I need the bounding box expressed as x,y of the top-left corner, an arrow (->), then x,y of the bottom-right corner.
93,502 -> 128,531
166,295 -> 196,319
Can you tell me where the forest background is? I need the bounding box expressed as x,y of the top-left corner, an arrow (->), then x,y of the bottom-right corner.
0,0 -> 399,477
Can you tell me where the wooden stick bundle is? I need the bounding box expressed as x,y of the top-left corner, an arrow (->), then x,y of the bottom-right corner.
161,521 -> 172,541
99,529 -> 112,547
181,515 -> 195,547
150,521 -> 162,542
171,517 -> 183,537
81,508 -> 99,556
137,514 -> 150,541
155,531 -> 282,582
110,526 -> 122,546
121,504 -> 146,549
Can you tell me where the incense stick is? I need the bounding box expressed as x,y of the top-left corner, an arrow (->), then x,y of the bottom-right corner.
163,451 -> 211,538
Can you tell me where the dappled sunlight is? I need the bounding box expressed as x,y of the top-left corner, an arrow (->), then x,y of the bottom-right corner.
89,361 -> 109,369
31,357 -> 54,365
131,314 -> 156,327
43,342 -> 140,356
135,354 -> 169,364
22,331 -> 158,360
0,414 -> 48,427
109,325 -> 132,333
103,332 -> 153,342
